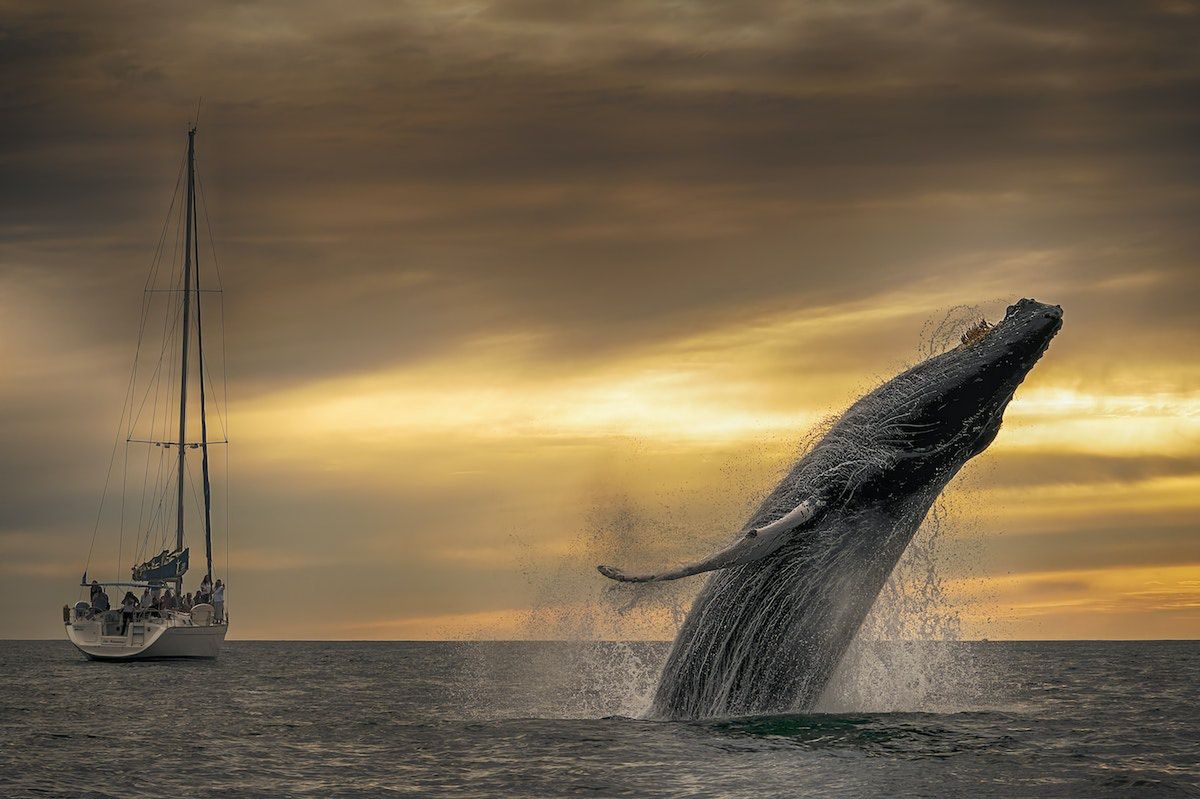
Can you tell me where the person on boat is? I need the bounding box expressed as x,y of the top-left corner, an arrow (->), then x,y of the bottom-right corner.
139,587 -> 152,608
91,587 -> 110,613
200,573 -> 213,600
213,579 -> 225,623
182,592 -> 193,611
161,588 -> 175,610
120,592 -> 138,634
87,581 -> 102,618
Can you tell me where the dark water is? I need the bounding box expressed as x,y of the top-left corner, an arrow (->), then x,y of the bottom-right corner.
1,640 -> 1196,798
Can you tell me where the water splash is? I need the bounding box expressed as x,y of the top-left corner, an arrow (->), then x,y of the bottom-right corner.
812,308 -> 1015,714
454,495 -> 694,718
919,303 -> 990,358
817,499 -> 991,713
814,310 -> 1011,713
493,445 -> 802,718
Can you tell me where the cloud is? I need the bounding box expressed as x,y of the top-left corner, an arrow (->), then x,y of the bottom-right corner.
946,564 -> 1200,639
2,0 -> 1197,638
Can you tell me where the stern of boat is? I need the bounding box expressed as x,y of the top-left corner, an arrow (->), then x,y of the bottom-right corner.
65,608 -> 227,661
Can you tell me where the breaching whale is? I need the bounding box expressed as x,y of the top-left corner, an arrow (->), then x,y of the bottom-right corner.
598,298 -> 1063,719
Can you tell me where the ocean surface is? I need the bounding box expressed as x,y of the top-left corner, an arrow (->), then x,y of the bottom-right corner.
1,640 -> 1196,798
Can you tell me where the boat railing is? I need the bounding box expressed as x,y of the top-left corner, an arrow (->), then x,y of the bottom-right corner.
68,605 -> 228,627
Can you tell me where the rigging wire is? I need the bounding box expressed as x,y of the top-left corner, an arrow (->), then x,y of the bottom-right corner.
82,148 -> 186,590
111,156 -> 186,579
116,158 -> 186,581
128,251 -> 186,561
198,162 -> 232,587
164,189 -> 187,548
184,455 -> 205,550
197,168 -> 224,291
125,293 -> 186,438
196,170 -> 229,440
117,444 -> 127,582
135,152 -> 190,566
136,179 -> 190,566
86,130 -> 233,591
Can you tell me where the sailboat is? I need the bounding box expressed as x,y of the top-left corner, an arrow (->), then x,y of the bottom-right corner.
64,124 -> 230,660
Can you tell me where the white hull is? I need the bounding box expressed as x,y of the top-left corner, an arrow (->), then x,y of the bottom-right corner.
66,611 -> 227,661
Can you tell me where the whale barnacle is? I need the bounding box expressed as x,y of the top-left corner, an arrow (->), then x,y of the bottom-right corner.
960,317 -> 993,347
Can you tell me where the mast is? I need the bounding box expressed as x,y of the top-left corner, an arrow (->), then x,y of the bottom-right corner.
195,174 -> 215,582
175,126 -> 196,568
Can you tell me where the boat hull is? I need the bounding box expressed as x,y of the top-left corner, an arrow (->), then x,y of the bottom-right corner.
66,616 -> 228,661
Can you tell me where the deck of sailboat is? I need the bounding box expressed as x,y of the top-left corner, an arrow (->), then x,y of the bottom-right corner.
67,608 -> 228,661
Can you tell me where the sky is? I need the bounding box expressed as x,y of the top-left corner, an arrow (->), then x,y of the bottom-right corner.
1,0 -> 1198,640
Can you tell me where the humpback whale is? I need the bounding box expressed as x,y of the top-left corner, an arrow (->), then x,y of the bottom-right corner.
599,298 -> 1063,719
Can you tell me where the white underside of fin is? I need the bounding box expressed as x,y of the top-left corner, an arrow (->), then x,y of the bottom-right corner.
597,498 -> 822,583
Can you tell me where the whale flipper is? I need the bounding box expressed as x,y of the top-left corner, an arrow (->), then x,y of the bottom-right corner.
597,498 -> 822,583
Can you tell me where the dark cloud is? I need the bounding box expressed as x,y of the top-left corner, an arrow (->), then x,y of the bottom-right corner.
3,0 -> 1198,391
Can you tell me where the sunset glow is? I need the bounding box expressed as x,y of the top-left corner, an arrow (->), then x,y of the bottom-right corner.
1,0 -> 1196,642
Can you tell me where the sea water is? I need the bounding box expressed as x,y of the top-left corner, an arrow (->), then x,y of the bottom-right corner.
1,640 -> 1196,797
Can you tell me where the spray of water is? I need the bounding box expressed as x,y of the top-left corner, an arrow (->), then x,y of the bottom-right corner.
817,499 -> 992,712
452,493 -> 695,718
817,307 -> 1002,713
518,498 -> 689,717
496,443 -> 798,718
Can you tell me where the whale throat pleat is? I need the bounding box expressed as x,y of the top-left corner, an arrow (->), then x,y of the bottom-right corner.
597,498 -> 822,583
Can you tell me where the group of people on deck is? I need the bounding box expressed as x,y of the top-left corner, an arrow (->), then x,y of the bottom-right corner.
88,575 -> 225,634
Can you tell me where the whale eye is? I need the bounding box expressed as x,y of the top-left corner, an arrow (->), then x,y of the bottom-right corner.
960,317 -> 993,347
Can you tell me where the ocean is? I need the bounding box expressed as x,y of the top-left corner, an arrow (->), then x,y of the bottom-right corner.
1,640 -> 1196,797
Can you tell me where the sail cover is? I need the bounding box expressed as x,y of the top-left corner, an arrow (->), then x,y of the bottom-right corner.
132,548 -> 189,581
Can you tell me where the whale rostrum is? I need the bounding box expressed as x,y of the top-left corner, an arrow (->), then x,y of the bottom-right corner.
598,298 -> 1064,719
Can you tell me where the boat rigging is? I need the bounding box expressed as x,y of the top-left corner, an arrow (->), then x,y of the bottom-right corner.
64,122 -> 232,660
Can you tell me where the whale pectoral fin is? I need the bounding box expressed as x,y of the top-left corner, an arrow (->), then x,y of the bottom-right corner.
597,564 -> 660,583
597,498 -> 823,583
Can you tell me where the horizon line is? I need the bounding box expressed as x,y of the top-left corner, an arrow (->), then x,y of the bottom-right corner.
6,637 -> 1199,643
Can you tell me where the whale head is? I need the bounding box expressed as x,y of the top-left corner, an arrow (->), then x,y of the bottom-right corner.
872,297 -> 1063,469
